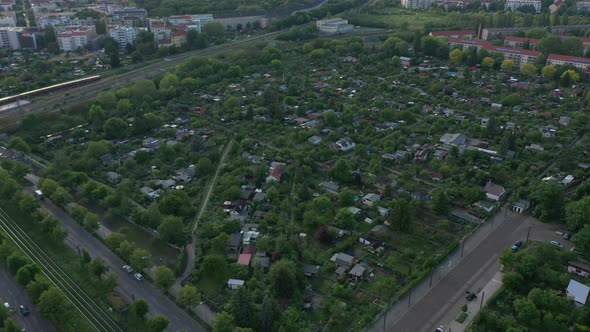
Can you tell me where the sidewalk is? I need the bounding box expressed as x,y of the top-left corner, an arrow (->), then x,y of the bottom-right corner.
448,271 -> 504,332
367,206 -> 511,332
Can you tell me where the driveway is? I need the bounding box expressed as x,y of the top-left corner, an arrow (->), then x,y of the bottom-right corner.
23,179 -> 205,332
0,264 -> 56,332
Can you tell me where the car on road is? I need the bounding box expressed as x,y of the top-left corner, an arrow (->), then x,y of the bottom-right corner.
19,305 -> 29,316
134,273 -> 144,281
123,265 -> 134,273
563,233 -> 571,240
466,291 -> 477,301
435,326 -> 444,332
511,240 -> 524,252
550,240 -> 564,249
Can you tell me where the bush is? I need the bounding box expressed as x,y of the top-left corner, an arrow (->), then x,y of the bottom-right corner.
456,312 -> 468,323
462,304 -> 468,312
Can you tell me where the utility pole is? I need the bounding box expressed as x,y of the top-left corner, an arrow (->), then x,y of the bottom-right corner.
526,225 -> 532,242
461,240 -> 465,257
429,270 -> 434,287
479,291 -> 485,309
408,289 -> 412,308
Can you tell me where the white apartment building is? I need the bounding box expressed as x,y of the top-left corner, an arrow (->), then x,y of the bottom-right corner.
108,26 -> 141,52
316,18 -> 354,34
0,27 -> 37,49
576,1 -> 590,10
401,0 -> 433,9
504,0 -> 541,13
56,26 -> 97,52
36,14 -> 94,29
546,53 -> 590,71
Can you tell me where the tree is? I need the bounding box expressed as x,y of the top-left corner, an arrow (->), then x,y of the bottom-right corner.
157,216 -> 190,247
201,255 -> 228,279
566,197 -> 590,231
102,272 -> 118,291
203,22 -> 224,38
269,259 -> 298,298
135,31 -> 156,56
501,59 -> 514,71
574,224 -> 590,259
89,257 -> 108,280
229,286 -> 256,329
103,117 -> 128,139
531,182 -> 564,222
26,277 -> 50,303
158,190 -> 193,217
449,49 -> 463,64
212,311 -> 234,332
7,136 -> 30,153
130,248 -> 151,271
481,56 -> 495,69
260,292 -> 278,332
84,212 -> 100,232
520,63 -> 537,75
560,69 -> 580,84
131,299 -> 149,319
334,208 -> 355,229
338,189 -> 355,207
390,198 -> 414,232
542,65 -> 557,79
0,170 -> 19,200
147,314 -> 170,332
38,287 -> 71,324
331,159 -> 351,183
154,265 -> 175,291
6,252 -> 28,275
178,285 -> 201,309
196,158 -> 214,176
514,298 -> 540,328
432,190 -> 450,216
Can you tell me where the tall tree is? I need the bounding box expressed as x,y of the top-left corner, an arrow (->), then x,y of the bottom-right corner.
269,259 -> 298,298
154,266 -> 175,292
390,198 -> 414,232
178,285 -> 201,309
212,311 -> 235,332
229,286 -> 257,329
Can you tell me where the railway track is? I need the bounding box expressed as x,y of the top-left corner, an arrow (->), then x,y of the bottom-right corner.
0,207 -> 123,332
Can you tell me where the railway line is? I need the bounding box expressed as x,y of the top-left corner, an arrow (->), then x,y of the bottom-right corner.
0,207 -> 123,332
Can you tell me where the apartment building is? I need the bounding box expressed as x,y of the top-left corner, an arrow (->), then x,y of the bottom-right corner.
503,36 -> 539,48
37,14 -> 94,29
448,38 -> 540,67
0,27 -> 37,49
546,53 -> 590,71
576,1 -> 590,10
429,30 -> 476,39
0,12 -> 16,27
56,26 -> 97,51
504,0 -> 542,13
108,26 -> 142,52
0,1 -> 15,11
401,0 -> 433,9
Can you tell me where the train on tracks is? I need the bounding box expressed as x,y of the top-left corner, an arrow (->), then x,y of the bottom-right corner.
0,75 -> 102,107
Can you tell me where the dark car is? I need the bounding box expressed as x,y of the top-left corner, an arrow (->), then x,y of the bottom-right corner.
19,305 -> 30,316
563,233 -> 571,240
466,291 -> 477,301
511,240 -> 524,251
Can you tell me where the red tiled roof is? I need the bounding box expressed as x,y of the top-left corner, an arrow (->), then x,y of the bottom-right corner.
431,30 -> 476,36
485,45 -> 541,56
504,36 -> 539,43
547,53 -> 590,64
237,254 -> 252,266
171,30 -> 186,37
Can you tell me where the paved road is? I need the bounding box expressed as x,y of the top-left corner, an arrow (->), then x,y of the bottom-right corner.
0,264 -> 56,332
24,177 -> 205,332
371,207 -> 571,332
367,207 -> 520,332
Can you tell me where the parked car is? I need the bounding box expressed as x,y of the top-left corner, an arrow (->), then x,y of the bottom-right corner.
19,305 -> 29,316
123,265 -> 134,273
466,291 -> 477,301
134,273 -> 144,281
435,326 -> 444,332
550,240 -> 563,249
562,233 -> 571,240
511,240 -> 524,251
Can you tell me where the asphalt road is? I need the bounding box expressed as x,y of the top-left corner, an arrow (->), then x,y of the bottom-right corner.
384,210 -> 570,332
0,264 -> 56,332
24,176 -> 205,332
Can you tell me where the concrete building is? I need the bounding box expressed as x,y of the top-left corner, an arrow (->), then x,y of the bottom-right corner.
429,30 -> 476,38
56,26 -> 97,52
108,26 -> 141,52
316,17 -> 354,34
503,36 -> 539,48
447,38 -> 540,68
112,7 -> 147,20
168,14 -> 213,32
170,30 -> 186,47
504,0 -> 541,12
213,11 -> 267,30
0,2 -> 14,11
0,27 -> 37,49
546,53 -> 590,71
401,0 -> 433,9
36,14 -> 94,29
576,1 -> 590,11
